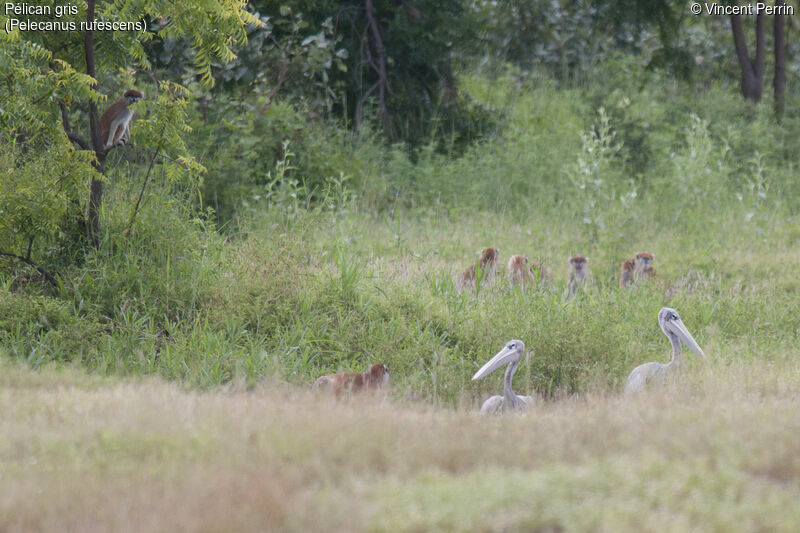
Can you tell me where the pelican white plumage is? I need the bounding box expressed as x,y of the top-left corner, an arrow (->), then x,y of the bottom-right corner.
472,340 -> 533,414
624,307 -> 705,393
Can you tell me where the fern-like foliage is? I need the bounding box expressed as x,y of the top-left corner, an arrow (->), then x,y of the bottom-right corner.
0,0 -> 254,273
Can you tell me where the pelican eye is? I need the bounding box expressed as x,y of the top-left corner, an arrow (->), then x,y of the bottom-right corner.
671,313 -> 678,320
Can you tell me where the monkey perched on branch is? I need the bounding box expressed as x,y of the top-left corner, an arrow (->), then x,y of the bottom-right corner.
99,89 -> 143,150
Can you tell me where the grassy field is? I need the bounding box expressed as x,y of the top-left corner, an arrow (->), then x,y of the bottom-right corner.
2,359 -> 799,532
6,200 -> 799,395
2,74 -> 800,530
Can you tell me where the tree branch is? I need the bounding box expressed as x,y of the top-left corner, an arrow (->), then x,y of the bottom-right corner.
401,0 -> 421,21
60,102 -> 89,149
362,0 -> 397,141
266,56 -> 290,103
729,2 -> 764,101
774,0 -> 787,119
59,102 -> 71,132
355,25 -> 379,133
67,132 -> 89,150
730,5 -> 753,77
355,80 -> 381,132
365,0 -> 392,96
258,31 -> 296,113
0,250 -> 58,286
142,69 -> 160,101
84,0 -> 106,248
124,144 -> 184,166
125,122 -> 168,234
754,12 -> 765,79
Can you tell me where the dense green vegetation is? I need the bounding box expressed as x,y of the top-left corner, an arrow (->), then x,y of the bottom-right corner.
2,2 -> 799,402
3,65 -> 799,401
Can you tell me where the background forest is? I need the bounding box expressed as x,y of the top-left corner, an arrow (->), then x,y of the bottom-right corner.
1,2 -> 800,530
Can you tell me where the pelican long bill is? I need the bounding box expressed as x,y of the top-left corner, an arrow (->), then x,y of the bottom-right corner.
672,318 -> 706,358
472,345 -> 515,381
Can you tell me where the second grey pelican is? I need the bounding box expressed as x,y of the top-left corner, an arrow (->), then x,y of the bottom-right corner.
472,340 -> 533,414
624,307 -> 705,393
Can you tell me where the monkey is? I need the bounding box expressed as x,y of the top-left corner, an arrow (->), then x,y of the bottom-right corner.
99,89 -> 144,150
566,256 -> 590,300
313,363 -> 390,398
634,251 -> 656,282
456,247 -> 499,293
529,262 -> 553,284
619,258 -> 636,287
507,254 -> 533,291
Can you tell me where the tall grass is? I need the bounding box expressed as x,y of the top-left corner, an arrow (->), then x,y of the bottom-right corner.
1,360 -> 799,532
2,203 -> 798,396
2,66 -> 800,531
1,68 -> 799,398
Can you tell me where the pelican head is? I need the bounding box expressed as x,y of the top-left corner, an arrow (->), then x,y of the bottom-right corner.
472,340 -> 525,381
658,307 -> 705,358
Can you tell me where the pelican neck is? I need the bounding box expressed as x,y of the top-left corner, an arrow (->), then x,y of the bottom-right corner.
503,358 -> 521,409
666,331 -> 683,368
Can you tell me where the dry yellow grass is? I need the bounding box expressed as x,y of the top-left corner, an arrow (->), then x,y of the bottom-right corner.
1,359 -> 800,532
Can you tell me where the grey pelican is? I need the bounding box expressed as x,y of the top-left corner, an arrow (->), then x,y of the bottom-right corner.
472,340 -> 533,414
624,307 -> 705,393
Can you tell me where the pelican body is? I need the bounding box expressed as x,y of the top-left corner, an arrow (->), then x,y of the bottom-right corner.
472,340 -> 533,414
624,308 -> 705,393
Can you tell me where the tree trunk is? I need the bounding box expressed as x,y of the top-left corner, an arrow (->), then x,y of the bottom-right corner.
439,60 -> 458,105
84,0 -> 106,248
363,0 -> 397,142
730,3 -> 765,102
774,0 -> 787,119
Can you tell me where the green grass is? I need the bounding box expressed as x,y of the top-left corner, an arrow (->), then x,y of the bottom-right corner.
2,68 -> 800,530
3,202 -> 798,398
